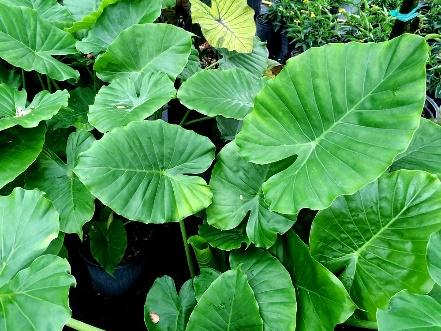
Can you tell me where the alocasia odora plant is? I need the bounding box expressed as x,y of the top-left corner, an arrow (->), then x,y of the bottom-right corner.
0,0 -> 439,330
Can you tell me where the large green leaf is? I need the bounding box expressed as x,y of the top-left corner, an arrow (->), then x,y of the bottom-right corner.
89,72 -> 175,133
89,215 -> 127,275
230,248 -> 296,331
207,142 -> 295,248
0,188 -> 75,330
26,131 -> 95,235
64,0 -> 119,33
0,124 -> 45,189
75,120 -> 214,223
0,0 -> 73,28
0,85 -> 69,131
48,87 -> 95,130
377,291 -> 441,331
310,170 -> 441,320
177,69 -> 263,119
273,231 -> 356,331
0,4 -> 79,81
428,230 -> 441,286
219,37 -> 269,77
77,0 -> 162,54
186,268 -> 263,331
236,34 -> 427,214
391,118 -> 441,175
199,223 -> 249,251
144,276 -> 196,331
189,0 -> 255,53
94,23 -> 192,82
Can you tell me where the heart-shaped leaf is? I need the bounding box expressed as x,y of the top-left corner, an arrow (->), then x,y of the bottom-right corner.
177,69 -> 263,119
0,4 -> 79,81
75,120 -> 215,223
230,248 -> 297,331
0,124 -> 45,189
377,291 -> 441,331
310,170 -> 441,320
89,72 -> 175,132
391,118 -> 441,175
144,276 -> 196,331
273,231 -> 356,331
207,142 -> 295,248
236,34 -> 427,214
0,188 -> 75,330
64,0 -> 119,33
0,0 -> 73,28
94,23 -> 192,82
219,37 -> 269,77
189,0 -> 256,53
428,230 -> 441,286
199,223 -> 249,251
186,268 -> 263,331
77,0 -> 162,54
26,131 -> 95,236
0,85 -> 69,131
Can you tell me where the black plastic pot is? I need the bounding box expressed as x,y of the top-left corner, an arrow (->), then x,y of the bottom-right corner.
81,252 -> 146,297
247,0 -> 261,18
276,31 -> 290,62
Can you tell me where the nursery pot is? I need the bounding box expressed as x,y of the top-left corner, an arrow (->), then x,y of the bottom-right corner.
247,0 -> 261,18
81,251 -> 146,298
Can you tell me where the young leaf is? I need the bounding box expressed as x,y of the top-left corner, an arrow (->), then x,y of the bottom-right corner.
236,34 -> 427,214
216,117 -> 242,142
230,248 -> 297,331
0,85 -> 69,131
377,291 -> 441,331
64,0 -> 119,33
0,188 -> 75,330
428,230 -> 441,286
0,4 -> 79,81
189,0 -> 256,53
0,0 -> 73,28
89,215 -> 128,275
144,276 -> 196,331
193,268 -> 221,301
207,142 -> 295,248
310,170 -> 441,320
188,235 -> 218,270
94,23 -> 192,82
199,223 -> 249,251
274,231 -> 356,331
186,269 -> 263,331
177,69 -> 263,120
0,124 -> 45,189
89,72 -> 175,133
391,118 -> 441,175
76,0 -> 162,54
0,63 -> 20,88
218,37 -> 269,77
75,120 -> 215,223
26,131 -> 95,236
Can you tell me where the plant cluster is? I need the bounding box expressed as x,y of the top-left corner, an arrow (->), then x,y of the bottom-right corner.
0,0 -> 441,331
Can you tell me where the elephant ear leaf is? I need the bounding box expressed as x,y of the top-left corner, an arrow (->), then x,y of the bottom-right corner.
144,276 -> 196,331
207,142 -> 295,249
230,248 -> 297,331
189,0 -> 256,53
0,188 -> 75,330
377,291 -> 441,331
236,34 -> 427,214
76,0 -> 162,54
75,120 -> 215,223
310,170 -> 441,320
186,268 -> 263,331
428,230 -> 441,286
94,23 -> 192,82
0,4 -> 79,81
26,131 -> 95,236
64,0 -> 119,32
0,84 -> 69,131
391,118 -> 441,175
273,231 -> 355,331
